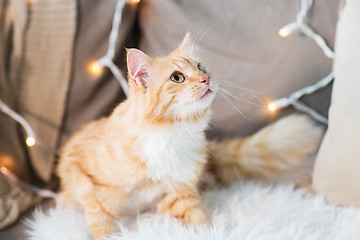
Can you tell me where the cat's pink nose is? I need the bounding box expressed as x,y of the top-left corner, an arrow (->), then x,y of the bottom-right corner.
200,76 -> 210,85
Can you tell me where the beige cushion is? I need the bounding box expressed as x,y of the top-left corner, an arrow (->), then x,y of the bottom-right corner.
0,0 -> 32,183
0,0 -> 138,230
18,0 -> 77,181
0,0 -> 41,231
139,0 -> 339,137
312,0 -> 360,206
58,0 -> 138,148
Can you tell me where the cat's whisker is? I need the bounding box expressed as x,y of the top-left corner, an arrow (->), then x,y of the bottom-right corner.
216,80 -> 262,95
215,75 -> 249,80
216,84 -> 259,96
188,112 -> 194,129
216,81 -> 264,104
180,113 -> 185,125
173,110 -> 177,124
218,87 -> 264,107
216,83 -> 261,96
216,86 -> 259,97
194,112 -> 207,129
203,143 -> 218,159
216,87 -> 262,102
192,29 -> 204,52
193,18 -> 223,53
204,121 -> 216,135
195,112 -> 202,124
216,87 -> 263,106
218,92 -> 252,121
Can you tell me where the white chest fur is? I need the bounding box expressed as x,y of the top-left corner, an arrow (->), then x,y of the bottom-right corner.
139,123 -> 206,186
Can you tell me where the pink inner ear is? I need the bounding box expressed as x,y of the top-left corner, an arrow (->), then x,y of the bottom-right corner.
127,49 -> 151,88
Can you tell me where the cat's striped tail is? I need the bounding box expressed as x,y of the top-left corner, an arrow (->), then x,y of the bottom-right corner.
207,114 -> 324,185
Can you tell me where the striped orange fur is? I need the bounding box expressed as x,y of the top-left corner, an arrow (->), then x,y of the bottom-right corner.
56,33 -> 323,239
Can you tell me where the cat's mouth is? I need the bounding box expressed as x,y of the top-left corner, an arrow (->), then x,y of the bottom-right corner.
200,89 -> 213,99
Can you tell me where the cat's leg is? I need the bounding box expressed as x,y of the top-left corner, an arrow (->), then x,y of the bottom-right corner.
81,185 -> 128,239
158,186 -> 209,227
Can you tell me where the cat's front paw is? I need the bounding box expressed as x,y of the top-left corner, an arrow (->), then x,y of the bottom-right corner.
182,207 -> 210,228
159,189 -> 211,229
90,222 -> 118,240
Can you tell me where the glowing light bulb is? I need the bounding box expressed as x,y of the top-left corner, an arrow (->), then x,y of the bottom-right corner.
128,0 -> 140,4
268,103 -> 276,112
0,167 -> 8,175
88,61 -> 103,75
278,22 -> 299,38
267,98 -> 290,112
278,28 -> 289,38
26,136 -> 36,147
0,166 -> 18,182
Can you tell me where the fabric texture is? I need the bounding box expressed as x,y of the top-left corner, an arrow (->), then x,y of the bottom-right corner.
312,0 -> 360,206
18,0 -> 77,181
0,0 -> 139,231
0,0 -> 31,182
59,0 -> 138,148
0,173 -> 40,230
0,0 -> 43,231
139,0 -> 339,138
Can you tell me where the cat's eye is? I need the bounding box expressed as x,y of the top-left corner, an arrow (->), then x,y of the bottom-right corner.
197,63 -> 207,73
170,72 -> 185,83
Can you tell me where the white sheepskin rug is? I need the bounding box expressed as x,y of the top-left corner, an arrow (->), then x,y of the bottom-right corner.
25,176 -> 360,240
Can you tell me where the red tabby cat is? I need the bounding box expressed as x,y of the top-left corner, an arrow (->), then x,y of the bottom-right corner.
56,33 -> 323,239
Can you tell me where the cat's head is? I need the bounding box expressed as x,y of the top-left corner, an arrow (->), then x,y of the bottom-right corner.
126,33 -> 217,123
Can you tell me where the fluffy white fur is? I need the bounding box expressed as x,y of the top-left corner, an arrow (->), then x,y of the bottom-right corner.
140,124 -> 206,186
25,165 -> 360,240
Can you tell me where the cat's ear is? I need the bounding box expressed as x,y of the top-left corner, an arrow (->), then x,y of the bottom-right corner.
127,48 -> 152,89
177,32 -> 193,53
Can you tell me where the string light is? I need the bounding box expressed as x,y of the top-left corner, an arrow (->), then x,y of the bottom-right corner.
278,22 -> 299,38
268,98 -> 291,112
0,166 -> 9,176
278,28 -> 289,38
268,103 -> 276,112
0,152 -> 16,172
26,136 -> 36,147
0,100 -> 37,147
0,0 -> 142,149
270,0 -> 335,124
0,0 -> 141,198
268,72 -> 333,124
0,166 -> 56,198
88,61 -> 104,75
87,0 -> 141,96
277,0 -> 334,59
